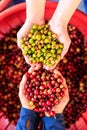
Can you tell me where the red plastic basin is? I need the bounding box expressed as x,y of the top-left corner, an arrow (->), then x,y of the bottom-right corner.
0,1 -> 87,130
0,0 -> 11,12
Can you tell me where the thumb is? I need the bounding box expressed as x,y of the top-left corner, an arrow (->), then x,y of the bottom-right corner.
58,33 -> 71,59
61,47 -> 68,59
19,74 -> 27,93
17,22 -> 30,49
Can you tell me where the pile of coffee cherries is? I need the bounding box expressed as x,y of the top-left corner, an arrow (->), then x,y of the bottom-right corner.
57,24 -> 87,128
24,68 -> 65,117
0,27 -> 29,124
21,24 -> 63,67
0,24 -> 87,129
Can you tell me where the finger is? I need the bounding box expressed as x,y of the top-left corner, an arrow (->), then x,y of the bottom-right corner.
64,85 -> 69,97
54,69 -> 62,76
17,30 -> 25,49
62,77 -> 67,86
60,85 -> 69,104
20,75 -> 27,90
49,63 -> 57,70
19,75 -> 27,97
28,65 -> 36,73
43,65 -> 50,70
35,63 -> 42,71
61,38 -> 71,59
28,63 -> 41,73
61,47 -> 68,59
58,34 -> 71,59
17,22 -> 30,49
24,55 -> 32,65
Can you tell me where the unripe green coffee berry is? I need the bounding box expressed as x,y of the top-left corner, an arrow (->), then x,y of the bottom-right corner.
36,35 -> 42,41
57,48 -> 62,54
32,24 -> 38,29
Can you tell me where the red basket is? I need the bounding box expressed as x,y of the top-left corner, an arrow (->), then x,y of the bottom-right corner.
0,1 -> 87,130
0,0 -> 11,12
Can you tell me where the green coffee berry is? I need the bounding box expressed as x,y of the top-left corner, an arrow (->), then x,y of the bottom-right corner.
36,34 -> 42,41
57,48 -> 62,54
32,24 -> 38,29
29,39 -> 34,44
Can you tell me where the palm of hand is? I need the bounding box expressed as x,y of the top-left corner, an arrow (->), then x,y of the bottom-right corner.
48,21 -> 71,59
52,85 -> 69,113
19,75 -> 35,110
52,69 -> 69,113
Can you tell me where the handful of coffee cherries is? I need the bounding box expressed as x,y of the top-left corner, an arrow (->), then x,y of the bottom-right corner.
21,24 -> 64,68
21,24 -> 66,117
24,68 -> 66,117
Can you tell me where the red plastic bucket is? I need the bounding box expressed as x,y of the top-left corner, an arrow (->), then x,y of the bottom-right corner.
0,0 -> 11,12
0,1 -> 87,130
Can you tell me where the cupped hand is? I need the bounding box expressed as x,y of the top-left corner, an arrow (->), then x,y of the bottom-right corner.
48,20 -> 71,60
19,63 -> 42,109
52,69 -> 69,113
42,20 -> 71,71
19,74 -> 35,110
17,19 -> 45,65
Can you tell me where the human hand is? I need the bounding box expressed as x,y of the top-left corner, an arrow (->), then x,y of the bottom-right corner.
17,19 -> 45,65
19,74 -> 35,110
52,69 -> 69,113
19,63 -> 42,109
48,20 -> 71,60
42,20 -> 71,70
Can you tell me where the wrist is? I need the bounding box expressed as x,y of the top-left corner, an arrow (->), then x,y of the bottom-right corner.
26,0 -> 46,25
48,19 -> 68,38
49,18 -> 67,30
